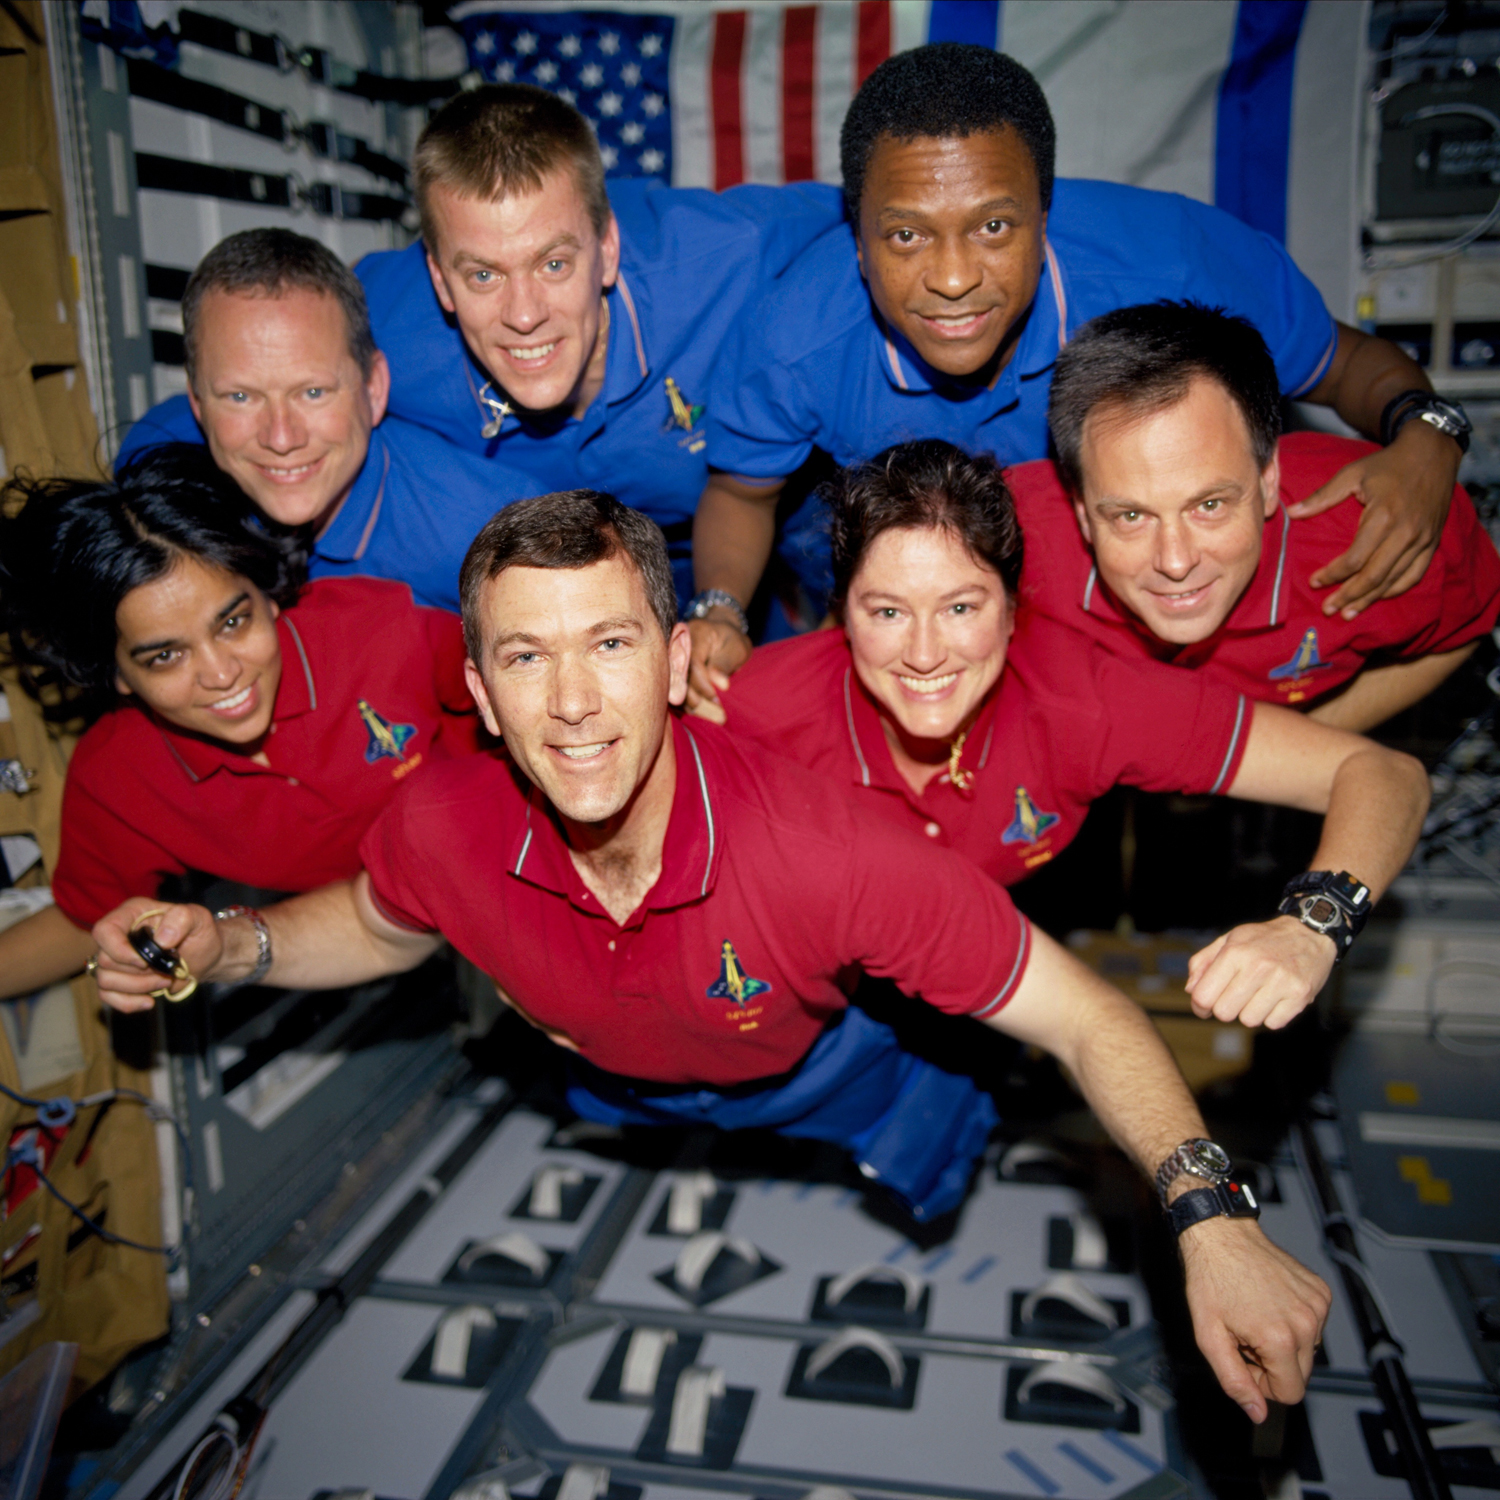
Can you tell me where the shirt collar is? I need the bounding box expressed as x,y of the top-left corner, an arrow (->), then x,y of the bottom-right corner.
313,429 -> 389,565
156,611 -> 317,782
1079,501 -> 1293,640
840,644 -> 1001,802
505,715 -> 722,920
875,239 -> 1069,403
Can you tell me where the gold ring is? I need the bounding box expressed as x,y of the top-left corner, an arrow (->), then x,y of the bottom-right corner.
85,956 -> 98,976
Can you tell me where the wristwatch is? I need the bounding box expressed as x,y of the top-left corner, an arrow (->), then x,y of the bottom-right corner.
1167,1179 -> 1261,1237
1154,1138 -> 1233,1205
215,905 -> 272,988
684,589 -> 750,638
1379,389 -> 1472,455
1277,870 -> 1371,961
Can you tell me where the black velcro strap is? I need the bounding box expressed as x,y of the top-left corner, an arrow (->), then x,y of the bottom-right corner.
175,8 -> 288,70
301,181 -> 410,224
145,264 -> 192,302
135,153 -> 293,209
300,122 -> 409,189
125,57 -> 290,143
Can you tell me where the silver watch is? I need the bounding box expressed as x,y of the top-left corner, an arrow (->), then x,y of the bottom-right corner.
214,905 -> 272,988
1154,1138 -> 1233,1205
683,589 -> 750,638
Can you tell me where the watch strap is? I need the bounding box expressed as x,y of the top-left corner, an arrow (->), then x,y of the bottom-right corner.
1277,870 -> 1371,959
1153,1138 -> 1232,1205
1166,1180 -> 1261,1236
684,589 -> 750,638
1379,389 -> 1472,454
215,904 -> 272,987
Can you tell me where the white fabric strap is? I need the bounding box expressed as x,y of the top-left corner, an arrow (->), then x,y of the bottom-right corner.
529,1165 -> 585,1219
1019,1272 -> 1120,1331
458,1231 -> 550,1278
999,1140 -> 1067,1179
431,1305 -> 496,1378
1068,1214 -> 1111,1271
674,1231 -> 757,1293
1429,1417 -> 1500,1460
825,1263 -> 924,1313
666,1171 -> 718,1234
620,1327 -> 677,1397
666,1366 -> 726,1456
805,1326 -> 905,1388
556,1465 -> 610,1500
1017,1360 -> 1127,1413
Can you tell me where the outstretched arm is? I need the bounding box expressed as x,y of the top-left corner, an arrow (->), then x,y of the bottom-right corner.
1292,322 -> 1463,616
989,927 -> 1331,1421
1186,702 -> 1428,1029
0,904 -> 96,1001
686,471 -> 786,721
1307,643 -> 1479,732
90,874 -> 442,1013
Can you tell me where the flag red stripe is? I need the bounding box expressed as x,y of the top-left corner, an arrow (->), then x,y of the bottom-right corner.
782,6 -> 817,182
856,0 -> 890,86
711,10 -> 747,190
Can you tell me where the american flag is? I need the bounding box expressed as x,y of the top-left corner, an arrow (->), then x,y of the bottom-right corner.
447,2 -> 1003,190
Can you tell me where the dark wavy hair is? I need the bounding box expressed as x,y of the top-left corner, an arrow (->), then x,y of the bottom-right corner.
840,44 -> 1056,220
828,440 -> 1024,620
0,444 -> 307,722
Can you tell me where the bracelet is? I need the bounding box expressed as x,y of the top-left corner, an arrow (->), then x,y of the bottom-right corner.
683,589 -> 750,638
214,905 -> 272,987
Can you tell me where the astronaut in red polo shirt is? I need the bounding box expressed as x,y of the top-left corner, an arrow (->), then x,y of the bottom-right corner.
91,490 -> 1333,1423
1013,301 -> 1500,731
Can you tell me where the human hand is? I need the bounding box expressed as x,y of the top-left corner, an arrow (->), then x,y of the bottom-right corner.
684,616 -> 751,724
1179,1215 -> 1331,1423
90,898 -> 224,1013
1185,916 -> 1335,1030
1286,422 -> 1458,617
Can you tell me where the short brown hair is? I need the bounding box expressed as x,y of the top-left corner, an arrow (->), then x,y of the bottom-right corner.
459,490 -> 678,661
415,83 -> 610,248
828,440 -> 1024,619
181,228 -> 376,385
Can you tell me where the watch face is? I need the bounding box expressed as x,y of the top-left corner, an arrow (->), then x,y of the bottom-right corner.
1189,1141 -> 1232,1177
1302,895 -> 1341,930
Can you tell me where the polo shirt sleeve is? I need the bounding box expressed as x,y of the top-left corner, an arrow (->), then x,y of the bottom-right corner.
1388,484 -> 1500,657
358,786 -> 443,934
1087,651 -> 1251,798
417,604 -> 476,714
1167,196 -> 1338,397
836,814 -> 1033,1020
51,775 -> 188,929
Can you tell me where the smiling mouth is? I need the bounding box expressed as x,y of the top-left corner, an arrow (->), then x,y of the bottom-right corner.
505,342 -> 559,365
897,671 -> 959,695
255,459 -> 323,482
554,741 -> 613,761
207,683 -> 256,716
1148,583 -> 1214,608
914,310 -> 992,336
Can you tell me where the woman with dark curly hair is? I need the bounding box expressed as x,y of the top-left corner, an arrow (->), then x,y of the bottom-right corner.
704,439 -> 1430,1033
0,444 -> 477,999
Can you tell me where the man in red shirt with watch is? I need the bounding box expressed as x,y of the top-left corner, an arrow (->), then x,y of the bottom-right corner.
1011,302 -> 1500,730
89,489 -> 1330,1423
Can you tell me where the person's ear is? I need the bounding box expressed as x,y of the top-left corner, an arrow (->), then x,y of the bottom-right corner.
365,349 -> 391,428
1072,496 -> 1096,546
114,666 -> 135,699
1260,449 -> 1281,519
666,620 -> 692,708
463,657 -> 503,738
426,247 -> 458,317
599,212 -> 621,290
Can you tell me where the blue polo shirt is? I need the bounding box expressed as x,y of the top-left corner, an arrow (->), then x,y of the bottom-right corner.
355,179 -> 843,601
710,178 -> 1339,482
115,396 -> 539,613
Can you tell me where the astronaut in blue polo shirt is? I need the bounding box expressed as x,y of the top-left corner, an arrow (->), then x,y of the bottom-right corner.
116,229 -> 538,614
687,44 -> 1469,716
354,83 -> 843,610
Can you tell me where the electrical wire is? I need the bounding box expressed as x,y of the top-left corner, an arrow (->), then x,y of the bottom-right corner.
1370,9 -> 1449,64
7,1139 -> 177,1257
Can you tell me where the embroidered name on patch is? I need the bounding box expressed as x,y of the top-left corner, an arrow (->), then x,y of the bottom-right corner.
706,940 -> 771,1030
1000,785 -> 1060,868
1267,627 -> 1333,703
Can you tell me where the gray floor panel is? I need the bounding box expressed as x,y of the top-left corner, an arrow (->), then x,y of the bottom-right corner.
382,1111 -> 627,1286
241,1299 -> 492,1500
522,1322 -> 1174,1499
588,1171 -> 1148,1346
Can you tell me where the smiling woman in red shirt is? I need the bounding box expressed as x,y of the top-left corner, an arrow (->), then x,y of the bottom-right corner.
0,444 -> 477,1000
708,440 -> 1430,1031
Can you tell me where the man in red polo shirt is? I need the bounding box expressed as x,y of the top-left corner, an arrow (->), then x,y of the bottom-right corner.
1014,302 -> 1500,731
91,490 -> 1330,1424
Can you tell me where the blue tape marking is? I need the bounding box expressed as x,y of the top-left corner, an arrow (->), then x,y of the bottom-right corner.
928,0 -> 1001,48
923,1246 -> 954,1272
1214,0 -> 1310,243
796,1182 -> 818,1200
1004,1450 -> 1060,1496
1101,1427 -> 1162,1472
1058,1441 -> 1115,1484
961,1254 -> 997,1283
884,1241 -> 913,1263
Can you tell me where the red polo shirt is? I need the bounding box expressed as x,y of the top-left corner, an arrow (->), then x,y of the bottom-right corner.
359,716 -> 1031,1086
720,617 -> 1250,887
53,577 -> 477,927
1010,432 -> 1500,708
